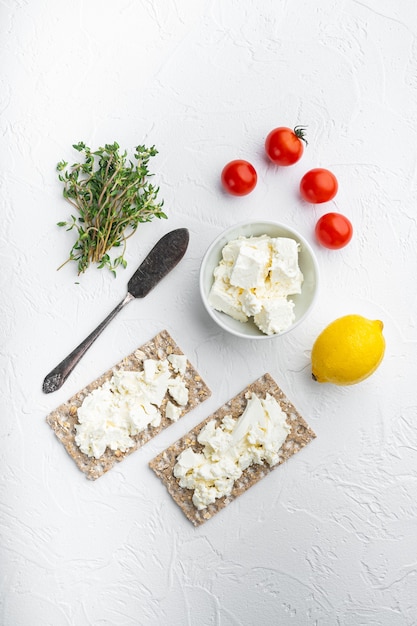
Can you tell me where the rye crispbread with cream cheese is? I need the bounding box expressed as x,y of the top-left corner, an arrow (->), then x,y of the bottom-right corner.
149,373 -> 316,526
46,330 -> 211,480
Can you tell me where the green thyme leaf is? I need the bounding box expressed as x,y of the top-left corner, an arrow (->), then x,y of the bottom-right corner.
56,141 -> 166,275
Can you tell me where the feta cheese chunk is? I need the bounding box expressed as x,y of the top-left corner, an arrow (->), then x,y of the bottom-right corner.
254,298 -> 295,336
167,353 -> 187,376
165,401 -> 182,422
208,234 -> 303,335
270,237 -> 303,294
168,376 -> 189,406
239,289 -> 263,317
229,238 -> 270,290
208,264 -> 248,322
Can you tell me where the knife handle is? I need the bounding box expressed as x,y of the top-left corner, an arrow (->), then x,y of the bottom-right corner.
42,292 -> 134,393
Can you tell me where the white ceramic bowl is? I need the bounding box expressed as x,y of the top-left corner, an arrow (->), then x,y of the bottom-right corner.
199,220 -> 319,339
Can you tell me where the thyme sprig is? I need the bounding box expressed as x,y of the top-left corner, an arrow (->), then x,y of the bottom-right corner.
56,141 -> 167,275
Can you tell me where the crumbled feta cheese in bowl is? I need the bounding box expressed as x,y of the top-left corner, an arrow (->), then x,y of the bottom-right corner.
199,221 -> 319,338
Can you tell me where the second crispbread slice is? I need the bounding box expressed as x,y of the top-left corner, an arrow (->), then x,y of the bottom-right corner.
46,330 -> 211,480
149,373 -> 316,526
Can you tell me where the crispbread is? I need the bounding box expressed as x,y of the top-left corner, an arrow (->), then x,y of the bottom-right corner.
149,373 -> 316,526
46,330 -> 211,480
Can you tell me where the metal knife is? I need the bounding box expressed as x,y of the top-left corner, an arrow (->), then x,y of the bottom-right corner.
42,227 -> 189,394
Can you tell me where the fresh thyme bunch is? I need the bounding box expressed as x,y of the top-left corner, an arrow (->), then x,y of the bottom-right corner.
57,141 -> 167,275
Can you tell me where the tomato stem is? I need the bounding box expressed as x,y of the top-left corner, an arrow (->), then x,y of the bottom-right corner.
294,125 -> 308,146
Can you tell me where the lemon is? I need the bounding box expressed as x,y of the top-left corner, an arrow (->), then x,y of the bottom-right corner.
311,314 -> 385,385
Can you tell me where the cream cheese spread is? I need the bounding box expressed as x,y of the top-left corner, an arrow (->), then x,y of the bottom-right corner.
173,392 -> 291,510
74,357 -> 189,459
208,235 -> 303,334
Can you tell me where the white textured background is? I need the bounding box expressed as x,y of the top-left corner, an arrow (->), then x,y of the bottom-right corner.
2,1 -> 417,624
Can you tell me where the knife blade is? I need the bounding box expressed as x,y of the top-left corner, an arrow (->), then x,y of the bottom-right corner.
42,228 -> 189,394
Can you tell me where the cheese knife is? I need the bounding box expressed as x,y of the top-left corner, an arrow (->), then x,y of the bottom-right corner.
42,227 -> 189,394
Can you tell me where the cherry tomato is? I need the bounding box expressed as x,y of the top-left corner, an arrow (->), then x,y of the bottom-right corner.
315,212 -> 353,249
221,160 -> 257,196
265,125 -> 307,166
300,168 -> 338,203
